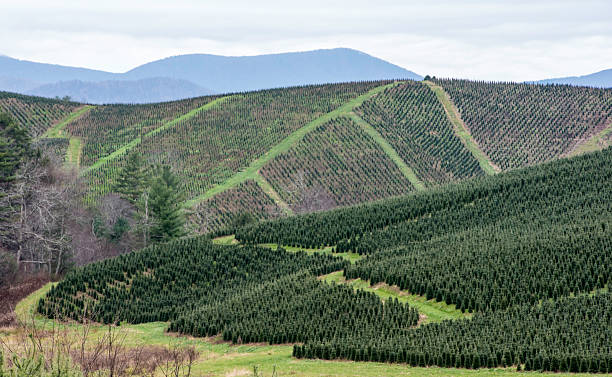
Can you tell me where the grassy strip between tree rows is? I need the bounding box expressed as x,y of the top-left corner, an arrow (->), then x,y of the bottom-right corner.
422,81 -> 499,175
347,111 -> 425,191
40,105 -> 94,139
80,96 -> 233,176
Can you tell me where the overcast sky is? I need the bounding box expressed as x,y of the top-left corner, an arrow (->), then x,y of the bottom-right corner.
2,0 -> 611,81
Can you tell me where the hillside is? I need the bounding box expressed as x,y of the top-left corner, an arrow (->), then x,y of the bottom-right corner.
3,79 -> 611,233
0,49 -> 421,103
535,68 -> 612,88
39,147 -> 612,373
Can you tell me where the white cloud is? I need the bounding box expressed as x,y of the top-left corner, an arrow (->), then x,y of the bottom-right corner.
1,0 -> 610,80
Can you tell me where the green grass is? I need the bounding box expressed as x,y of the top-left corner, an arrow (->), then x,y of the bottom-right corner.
81,96 -> 233,176
258,243 -> 363,264
320,271 -> 468,323
253,173 -> 294,215
423,81 -> 499,175
186,82 -> 402,206
212,235 -> 240,245
66,137 -> 82,166
40,105 -> 94,139
347,111 -> 425,191
8,284 -> 595,377
569,122 -> 612,156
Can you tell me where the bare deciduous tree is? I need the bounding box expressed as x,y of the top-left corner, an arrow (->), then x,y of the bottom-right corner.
0,153 -> 104,274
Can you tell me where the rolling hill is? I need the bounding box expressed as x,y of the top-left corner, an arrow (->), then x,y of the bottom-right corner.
0,49 -> 421,103
4,72 -> 612,376
1,78 -> 611,233
39,146 -> 612,373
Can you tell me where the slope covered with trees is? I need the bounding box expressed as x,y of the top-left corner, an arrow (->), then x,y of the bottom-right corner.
37,238 -> 348,324
435,79 -> 612,170
260,116 -> 414,212
66,96 -> 219,167
36,147 -> 611,373
295,293 -> 612,373
355,80 -> 484,185
190,179 -> 282,234
0,91 -> 81,138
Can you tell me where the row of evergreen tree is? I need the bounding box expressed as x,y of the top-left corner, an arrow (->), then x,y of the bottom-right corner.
294,293 -> 612,373
170,273 -> 418,344
37,238 -> 348,324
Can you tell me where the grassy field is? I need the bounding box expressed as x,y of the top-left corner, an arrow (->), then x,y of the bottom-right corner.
2,282 -> 598,377
423,81 -> 499,175
66,137 -> 82,166
569,122 -> 612,157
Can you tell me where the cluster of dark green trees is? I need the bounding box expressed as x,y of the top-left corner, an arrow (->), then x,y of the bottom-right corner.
99,151 -> 187,248
294,293 -> 612,373
37,238 -> 348,324
170,273 -> 418,344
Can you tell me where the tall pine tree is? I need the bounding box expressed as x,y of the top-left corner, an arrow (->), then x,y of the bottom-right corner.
149,166 -> 186,243
113,152 -> 148,204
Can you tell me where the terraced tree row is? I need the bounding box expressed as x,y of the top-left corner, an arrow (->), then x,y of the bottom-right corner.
0,92 -> 81,138
295,293 -> 612,373
38,237 -> 348,324
66,96 -> 220,167
260,116 -> 414,212
170,273 -> 418,344
435,79 -> 612,170
189,179 -> 282,234
346,219 -> 610,313
355,81 -> 484,185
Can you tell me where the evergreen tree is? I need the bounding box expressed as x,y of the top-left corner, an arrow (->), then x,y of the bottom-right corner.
0,113 -> 30,235
113,152 -> 148,204
0,113 -> 30,190
149,166 -> 186,243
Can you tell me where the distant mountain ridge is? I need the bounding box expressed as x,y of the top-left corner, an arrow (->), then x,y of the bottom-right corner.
0,48 -> 421,103
26,78 -> 212,104
534,68 -> 612,88
123,49 -> 422,93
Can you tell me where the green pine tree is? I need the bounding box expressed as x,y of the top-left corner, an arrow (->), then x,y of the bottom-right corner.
0,113 -> 30,229
113,152 -> 148,204
149,166 -> 186,243
0,112 -> 30,193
